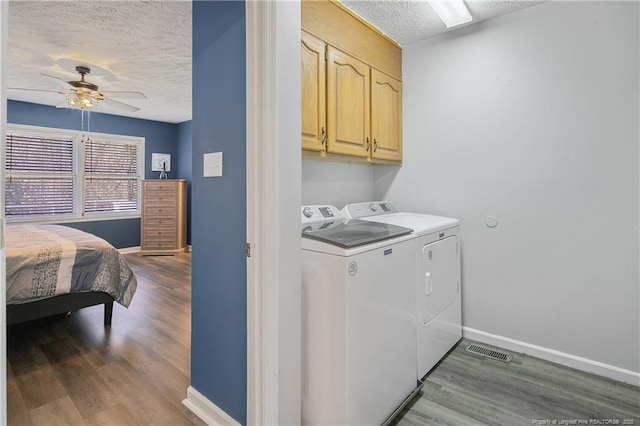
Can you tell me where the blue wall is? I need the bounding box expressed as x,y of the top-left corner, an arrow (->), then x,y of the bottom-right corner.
191,1 -> 247,423
7,100 -> 179,248
176,120 -> 193,245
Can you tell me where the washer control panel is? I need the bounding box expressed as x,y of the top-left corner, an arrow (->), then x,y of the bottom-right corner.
342,201 -> 399,219
301,205 -> 343,224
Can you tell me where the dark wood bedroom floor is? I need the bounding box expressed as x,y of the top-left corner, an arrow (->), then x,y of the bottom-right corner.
6,252 -> 205,426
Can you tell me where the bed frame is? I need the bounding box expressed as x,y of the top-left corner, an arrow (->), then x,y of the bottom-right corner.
6,292 -> 115,326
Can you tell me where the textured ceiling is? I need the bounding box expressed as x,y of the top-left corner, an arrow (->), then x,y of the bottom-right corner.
339,0 -> 545,46
7,1 -> 544,124
7,1 -> 192,124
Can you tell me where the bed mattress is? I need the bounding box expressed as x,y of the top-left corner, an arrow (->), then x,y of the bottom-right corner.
6,224 -> 137,307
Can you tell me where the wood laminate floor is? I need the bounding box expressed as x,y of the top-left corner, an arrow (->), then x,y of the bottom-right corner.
393,340 -> 640,426
7,253 -> 639,425
7,252 -> 205,426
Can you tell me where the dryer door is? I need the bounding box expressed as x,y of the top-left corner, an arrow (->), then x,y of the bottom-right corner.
421,236 -> 459,325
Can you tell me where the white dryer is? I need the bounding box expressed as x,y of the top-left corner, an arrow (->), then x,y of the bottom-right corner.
301,205 -> 420,425
343,201 -> 462,380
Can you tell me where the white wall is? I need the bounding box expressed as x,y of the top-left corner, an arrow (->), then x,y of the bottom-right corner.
375,1 -> 639,376
302,159 -> 374,208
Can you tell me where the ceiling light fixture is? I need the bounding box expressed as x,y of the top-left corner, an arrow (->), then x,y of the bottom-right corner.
66,88 -> 98,110
428,0 -> 472,28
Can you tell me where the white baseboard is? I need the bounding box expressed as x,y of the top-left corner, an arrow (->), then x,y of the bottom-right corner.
462,327 -> 640,387
118,246 -> 140,254
182,386 -> 241,426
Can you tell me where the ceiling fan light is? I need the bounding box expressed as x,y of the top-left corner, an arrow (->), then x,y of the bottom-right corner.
66,94 -> 81,107
428,0 -> 472,28
81,97 -> 97,109
66,92 -> 98,110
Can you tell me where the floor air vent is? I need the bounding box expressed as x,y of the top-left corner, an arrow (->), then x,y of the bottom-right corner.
466,343 -> 513,363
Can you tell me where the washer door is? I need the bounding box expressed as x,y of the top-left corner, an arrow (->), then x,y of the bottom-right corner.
301,219 -> 412,248
421,236 -> 459,324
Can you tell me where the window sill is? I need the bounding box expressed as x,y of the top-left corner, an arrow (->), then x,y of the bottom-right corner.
6,213 -> 141,225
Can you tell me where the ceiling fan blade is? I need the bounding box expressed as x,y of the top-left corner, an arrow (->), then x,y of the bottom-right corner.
42,73 -> 74,90
8,87 -> 69,95
101,97 -> 140,112
100,90 -> 147,100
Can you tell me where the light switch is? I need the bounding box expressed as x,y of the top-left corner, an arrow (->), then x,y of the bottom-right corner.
204,152 -> 223,177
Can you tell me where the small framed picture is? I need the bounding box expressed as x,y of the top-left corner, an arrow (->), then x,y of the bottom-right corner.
151,153 -> 171,172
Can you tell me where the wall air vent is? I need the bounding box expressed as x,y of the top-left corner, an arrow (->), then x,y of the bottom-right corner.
466,343 -> 513,363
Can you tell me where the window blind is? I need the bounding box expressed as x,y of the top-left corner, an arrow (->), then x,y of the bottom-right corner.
5,133 -> 76,217
83,138 -> 140,213
5,126 -> 144,220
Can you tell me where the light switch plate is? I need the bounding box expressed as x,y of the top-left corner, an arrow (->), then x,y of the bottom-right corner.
204,152 -> 223,177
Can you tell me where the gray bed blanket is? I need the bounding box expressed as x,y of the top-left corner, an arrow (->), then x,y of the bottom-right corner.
6,224 -> 137,307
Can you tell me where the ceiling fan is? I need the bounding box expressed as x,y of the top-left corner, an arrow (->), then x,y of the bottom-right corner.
10,65 -> 147,112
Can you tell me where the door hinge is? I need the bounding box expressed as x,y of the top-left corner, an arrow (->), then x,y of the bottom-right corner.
246,243 -> 251,258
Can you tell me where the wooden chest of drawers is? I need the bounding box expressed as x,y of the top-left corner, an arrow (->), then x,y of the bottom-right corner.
141,179 -> 187,255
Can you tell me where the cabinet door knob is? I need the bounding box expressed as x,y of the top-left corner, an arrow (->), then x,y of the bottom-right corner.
366,136 -> 370,151
373,138 -> 378,153
321,126 -> 327,146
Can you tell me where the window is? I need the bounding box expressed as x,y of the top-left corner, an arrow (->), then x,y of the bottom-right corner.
6,131 -> 76,217
5,124 -> 144,222
83,138 -> 140,214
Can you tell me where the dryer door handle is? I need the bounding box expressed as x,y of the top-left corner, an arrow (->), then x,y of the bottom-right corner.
424,272 -> 433,296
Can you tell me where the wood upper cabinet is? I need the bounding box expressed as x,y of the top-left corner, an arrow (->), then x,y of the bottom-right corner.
371,69 -> 402,162
301,0 -> 403,164
326,46 -> 370,158
301,31 -> 326,152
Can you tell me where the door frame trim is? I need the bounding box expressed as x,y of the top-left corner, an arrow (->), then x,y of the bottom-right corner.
1,2 -> 8,424
246,2 -> 302,424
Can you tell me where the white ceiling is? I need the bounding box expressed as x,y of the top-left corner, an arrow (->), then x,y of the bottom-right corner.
6,1 -> 544,124
339,0 -> 545,46
7,1 -> 192,124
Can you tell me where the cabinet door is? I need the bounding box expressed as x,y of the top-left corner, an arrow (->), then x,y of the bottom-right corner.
371,69 -> 402,162
327,47 -> 370,158
301,32 -> 327,152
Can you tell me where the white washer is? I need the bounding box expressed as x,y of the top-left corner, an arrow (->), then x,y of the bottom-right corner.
301,205 -> 419,426
343,201 -> 462,381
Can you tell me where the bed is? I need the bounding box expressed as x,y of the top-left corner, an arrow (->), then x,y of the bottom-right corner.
6,224 -> 137,326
